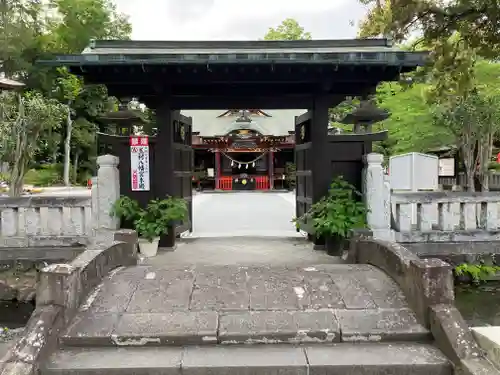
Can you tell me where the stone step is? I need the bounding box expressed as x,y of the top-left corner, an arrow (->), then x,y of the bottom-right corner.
41,343 -> 452,375
59,309 -> 431,347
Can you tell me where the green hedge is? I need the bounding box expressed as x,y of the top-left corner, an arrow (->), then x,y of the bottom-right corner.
24,164 -> 63,186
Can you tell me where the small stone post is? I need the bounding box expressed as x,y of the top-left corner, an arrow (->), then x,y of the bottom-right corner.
96,155 -> 120,231
90,176 -> 99,231
363,153 -> 393,241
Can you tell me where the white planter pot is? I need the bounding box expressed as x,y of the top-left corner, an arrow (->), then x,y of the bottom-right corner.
138,237 -> 160,257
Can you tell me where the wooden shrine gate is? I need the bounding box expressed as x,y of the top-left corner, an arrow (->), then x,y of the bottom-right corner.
171,112 -> 193,234
294,112 -> 313,230
294,112 -> 387,242
97,112 -> 193,241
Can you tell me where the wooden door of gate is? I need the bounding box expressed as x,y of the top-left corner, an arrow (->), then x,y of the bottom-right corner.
97,112 -> 193,237
294,112 -> 313,229
172,112 -> 193,234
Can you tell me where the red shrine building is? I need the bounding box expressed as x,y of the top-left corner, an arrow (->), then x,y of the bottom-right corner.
186,109 -> 303,191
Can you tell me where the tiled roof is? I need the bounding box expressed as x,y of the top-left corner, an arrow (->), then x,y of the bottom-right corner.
182,109 -> 306,137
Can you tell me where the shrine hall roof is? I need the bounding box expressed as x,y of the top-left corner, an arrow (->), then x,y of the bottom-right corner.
42,38 -> 427,67
183,110 -> 305,137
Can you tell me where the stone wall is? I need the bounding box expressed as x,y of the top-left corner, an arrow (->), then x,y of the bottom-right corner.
348,236 -> 499,375
0,229 -> 138,374
0,196 -> 92,248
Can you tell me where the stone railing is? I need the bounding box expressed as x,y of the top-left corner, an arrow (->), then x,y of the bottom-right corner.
0,229 -> 138,375
0,154 -> 121,250
363,153 -> 500,258
0,196 -> 92,248
348,236 -> 498,375
440,172 -> 500,191
391,191 -> 500,242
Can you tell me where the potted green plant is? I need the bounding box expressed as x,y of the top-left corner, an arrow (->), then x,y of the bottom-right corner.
111,195 -> 188,257
295,176 -> 368,255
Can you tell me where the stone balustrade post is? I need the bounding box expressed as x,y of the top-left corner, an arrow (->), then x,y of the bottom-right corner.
96,155 -> 120,231
90,176 -> 99,232
362,153 -> 394,241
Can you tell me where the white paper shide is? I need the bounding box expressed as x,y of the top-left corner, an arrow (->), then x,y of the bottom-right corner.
130,136 -> 150,191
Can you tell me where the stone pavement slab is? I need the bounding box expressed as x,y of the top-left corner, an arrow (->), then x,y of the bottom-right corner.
218,310 -> 340,344
42,344 -> 452,375
336,308 -> 431,342
142,237 -> 337,266
305,343 -> 452,375
61,264 -> 430,346
112,312 -> 219,345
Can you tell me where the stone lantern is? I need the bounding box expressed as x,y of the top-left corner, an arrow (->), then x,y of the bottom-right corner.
99,101 -> 145,136
0,77 -> 24,91
340,99 -> 389,134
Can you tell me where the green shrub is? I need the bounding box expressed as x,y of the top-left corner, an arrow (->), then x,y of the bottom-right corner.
488,162 -> 500,171
111,196 -> 189,242
294,176 -> 368,238
455,263 -> 500,284
24,164 -> 63,186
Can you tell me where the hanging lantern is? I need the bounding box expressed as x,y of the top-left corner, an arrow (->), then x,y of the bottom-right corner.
238,164 -> 241,169
252,162 -> 255,167
231,160 -> 234,167
246,164 -> 249,169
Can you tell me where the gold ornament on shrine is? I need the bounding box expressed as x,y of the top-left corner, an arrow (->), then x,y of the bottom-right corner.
242,179 -> 247,185
180,125 -> 185,141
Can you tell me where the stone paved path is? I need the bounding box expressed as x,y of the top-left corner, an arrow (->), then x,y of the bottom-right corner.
47,236 -> 449,375
151,237 -> 334,266
62,262 -> 429,346
190,192 -> 301,238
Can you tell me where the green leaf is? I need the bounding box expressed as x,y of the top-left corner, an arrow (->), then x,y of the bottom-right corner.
112,196 -> 189,242
296,176 -> 368,239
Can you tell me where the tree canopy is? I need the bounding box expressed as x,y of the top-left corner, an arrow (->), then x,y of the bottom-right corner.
263,18 -> 312,40
358,0 -> 500,190
359,0 -> 500,58
0,0 -> 131,194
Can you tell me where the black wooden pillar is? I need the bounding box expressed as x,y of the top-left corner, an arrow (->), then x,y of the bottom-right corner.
153,99 -> 176,247
309,96 -> 330,246
310,96 -> 331,203
295,96 -> 331,246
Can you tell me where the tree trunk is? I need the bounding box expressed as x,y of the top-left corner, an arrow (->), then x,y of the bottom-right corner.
73,151 -> 79,183
461,122 -> 478,192
10,128 -> 28,197
478,131 -> 494,192
9,96 -> 27,197
63,102 -> 72,186
462,143 -> 476,192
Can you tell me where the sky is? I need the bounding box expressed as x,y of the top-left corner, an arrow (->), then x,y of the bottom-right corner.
113,0 -> 369,40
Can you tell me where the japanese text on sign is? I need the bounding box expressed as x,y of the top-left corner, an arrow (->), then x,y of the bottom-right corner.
130,136 -> 150,191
